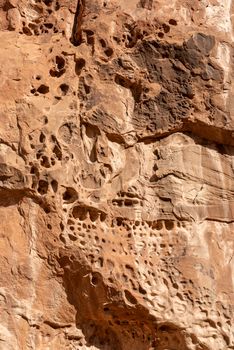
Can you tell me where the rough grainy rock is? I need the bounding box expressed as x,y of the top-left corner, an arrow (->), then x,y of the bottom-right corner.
0,0 -> 233,349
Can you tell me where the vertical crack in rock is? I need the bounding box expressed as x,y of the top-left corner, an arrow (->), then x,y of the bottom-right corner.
71,0 -> 86,46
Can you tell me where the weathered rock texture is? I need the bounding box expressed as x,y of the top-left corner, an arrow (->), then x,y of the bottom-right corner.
0,0 -> 233,349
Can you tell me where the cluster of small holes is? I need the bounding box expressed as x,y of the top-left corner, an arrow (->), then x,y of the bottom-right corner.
155,326 -> 187,350
29,132 -> 63,169
28,130 -> 66,196
61,208 -> 193,305
33,177 -> 58,196
113,18 -> 178,48
65,213 -> 222,326
59,208 -> 232,349
71,205 -> 107,223
19,0 -> 64,37
112,192 -> 142,208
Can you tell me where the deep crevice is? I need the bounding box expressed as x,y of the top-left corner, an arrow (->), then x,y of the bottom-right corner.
70,0 -> 86,46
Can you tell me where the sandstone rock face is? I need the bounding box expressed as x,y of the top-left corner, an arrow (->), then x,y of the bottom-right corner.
0,1 -> 233,349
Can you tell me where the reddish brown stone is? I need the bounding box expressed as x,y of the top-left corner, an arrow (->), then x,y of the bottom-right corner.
0,1 -> 233,349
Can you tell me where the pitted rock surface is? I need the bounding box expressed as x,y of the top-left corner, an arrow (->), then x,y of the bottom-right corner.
0,1 -> 233,349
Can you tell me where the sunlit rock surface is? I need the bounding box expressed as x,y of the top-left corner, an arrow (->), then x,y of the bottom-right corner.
0,1 -> 233,349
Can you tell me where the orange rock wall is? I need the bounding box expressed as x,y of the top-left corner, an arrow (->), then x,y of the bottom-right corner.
0,1 -> 233,349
